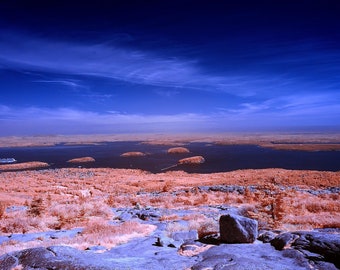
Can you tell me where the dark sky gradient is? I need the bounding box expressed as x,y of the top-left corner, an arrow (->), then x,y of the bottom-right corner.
0,0 -> 340,135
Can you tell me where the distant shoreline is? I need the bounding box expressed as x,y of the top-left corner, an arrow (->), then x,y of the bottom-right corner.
0,132 -> 340,151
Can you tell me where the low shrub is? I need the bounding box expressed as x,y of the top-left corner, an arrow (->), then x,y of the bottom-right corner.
27,197 -> 45,217
0,202 -> 6,218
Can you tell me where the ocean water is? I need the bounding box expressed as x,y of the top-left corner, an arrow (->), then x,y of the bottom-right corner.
0,142 -> 339,173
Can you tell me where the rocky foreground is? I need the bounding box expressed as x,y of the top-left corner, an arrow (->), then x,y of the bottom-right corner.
0,207 -> 339,269
0,168 -> 339,269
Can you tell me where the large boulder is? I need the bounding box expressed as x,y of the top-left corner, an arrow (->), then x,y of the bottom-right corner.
219,214 -> 258,243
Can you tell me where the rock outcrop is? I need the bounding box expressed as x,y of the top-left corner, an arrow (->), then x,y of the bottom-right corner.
270,232 -> 298,250
270,230 -> 340,268
258,230 -> 278,243
0,161 -> 49,171
167,147 -> 190,154
190,242 -> 310,270
219,214 -> 258,243
178,156 -> 205,165
120,152 -> 146,157
1,207 -> 339,270
67,157 -> 95,163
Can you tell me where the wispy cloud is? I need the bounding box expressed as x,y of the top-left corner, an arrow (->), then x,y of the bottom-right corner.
33,79 -> 85,89
218,92 -> 340,123
1,31 -> 339,134
226,102 -> 271,115
0,31 -> 297,97
0,105 -> 211,135
32,79 -> 114,103
272,94 -> 340,118
0,32 -> 205,90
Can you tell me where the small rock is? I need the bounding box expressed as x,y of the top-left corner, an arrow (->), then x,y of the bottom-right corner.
180,244 -> 196,252
136,209 -> 161,221
179,240 -> 204,253
199,233 -> 220,245
154,236 -> 181,248
118,212 -> 133,221
219,214 -> 258,243
258,230 -> 277,243
270,232 -> 298,250
85,245 -> 107,252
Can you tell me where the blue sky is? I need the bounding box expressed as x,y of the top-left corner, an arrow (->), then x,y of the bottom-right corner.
0,0 -> 340,135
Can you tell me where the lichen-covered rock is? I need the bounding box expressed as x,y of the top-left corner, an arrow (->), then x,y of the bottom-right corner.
219,214 -> 258,243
